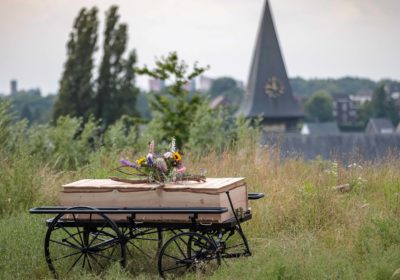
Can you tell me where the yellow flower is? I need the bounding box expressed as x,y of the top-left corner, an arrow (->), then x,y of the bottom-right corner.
173,152 -> 182,161
136,157 -> 146,166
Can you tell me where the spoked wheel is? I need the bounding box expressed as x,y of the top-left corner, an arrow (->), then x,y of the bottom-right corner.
217,225 -> 251,259
120,226 -> 163,274
44,207 -> 126,278
158,232 -> 218,278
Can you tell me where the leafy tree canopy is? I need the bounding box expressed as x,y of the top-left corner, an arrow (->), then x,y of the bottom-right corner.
370,84 -> 399,125
208,77 -> 244,113
136,52 -> 208,147
304,91 -> 334,122
53,5 -> 140,129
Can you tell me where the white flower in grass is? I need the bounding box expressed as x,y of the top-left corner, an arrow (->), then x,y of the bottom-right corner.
164,152 -> 172,158
171,137 -> 176,153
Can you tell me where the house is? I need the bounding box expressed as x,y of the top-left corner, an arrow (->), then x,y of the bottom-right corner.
395,123 -> 400,133
349,90 -> 373,104
365,118 -> 394,134
332,93 -> 357,125
301,122 -> 340,135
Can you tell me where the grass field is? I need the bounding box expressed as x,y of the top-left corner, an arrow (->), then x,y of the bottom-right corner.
1,145 -> 400,279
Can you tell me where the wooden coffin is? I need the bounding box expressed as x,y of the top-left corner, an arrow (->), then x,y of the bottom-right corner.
59,178 -> 248,223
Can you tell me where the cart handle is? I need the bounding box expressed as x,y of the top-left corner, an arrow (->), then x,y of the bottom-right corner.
248,192 -> 265,200
29,206 -> 228,215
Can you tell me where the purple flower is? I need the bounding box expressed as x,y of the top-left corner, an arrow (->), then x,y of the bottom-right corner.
120,159 -> 137,168
156,158 -> 168,172
147,153 -> 154,167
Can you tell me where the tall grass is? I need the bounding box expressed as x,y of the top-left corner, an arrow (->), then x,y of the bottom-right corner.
0,101 -> 399,279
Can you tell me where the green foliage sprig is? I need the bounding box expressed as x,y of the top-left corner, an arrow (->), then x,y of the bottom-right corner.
136,52 -> 209,147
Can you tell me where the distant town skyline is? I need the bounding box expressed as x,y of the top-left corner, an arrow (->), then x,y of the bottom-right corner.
0,0 -> 399,95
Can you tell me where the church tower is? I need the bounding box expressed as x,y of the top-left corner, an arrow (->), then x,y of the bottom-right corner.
237,0 -> 303,131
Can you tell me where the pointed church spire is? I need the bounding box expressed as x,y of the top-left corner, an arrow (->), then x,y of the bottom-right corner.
237,0 -> 303,131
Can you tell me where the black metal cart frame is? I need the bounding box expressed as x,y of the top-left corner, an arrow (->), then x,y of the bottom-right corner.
30,191 -> 264,278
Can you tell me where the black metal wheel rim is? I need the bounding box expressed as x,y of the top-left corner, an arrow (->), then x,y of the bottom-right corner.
158,231 -> 218,278
44,207 -> 126,278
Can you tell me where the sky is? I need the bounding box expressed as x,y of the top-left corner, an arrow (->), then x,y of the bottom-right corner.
0,0 -> 399,95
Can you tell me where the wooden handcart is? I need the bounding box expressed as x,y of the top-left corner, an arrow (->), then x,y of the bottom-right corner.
29,178 -> 264,278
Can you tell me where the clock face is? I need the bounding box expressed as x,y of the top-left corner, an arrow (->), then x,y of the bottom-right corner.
264,76 -> 285,98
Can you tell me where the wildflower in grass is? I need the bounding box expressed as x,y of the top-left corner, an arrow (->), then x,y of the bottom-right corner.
136,157 -> 146,166
120,159 -> 136,168
171,137 -> 176,153
347,163 -> 363,169
173,152 -> 182,161
149,140 -> 155,154
156,158 -> 168,172
177,166 -> 186,173
164,152 -> 172,158
147,153 -> 154,166
324,160 -> 338,176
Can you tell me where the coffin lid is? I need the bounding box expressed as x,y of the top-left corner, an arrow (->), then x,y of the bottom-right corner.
62,178 -> 246,194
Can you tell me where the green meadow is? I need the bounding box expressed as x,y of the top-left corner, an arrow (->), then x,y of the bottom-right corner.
1,103 -> 399,279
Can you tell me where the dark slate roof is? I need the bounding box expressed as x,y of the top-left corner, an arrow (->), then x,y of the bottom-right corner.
332,93 -> 351,101
367,118 -> 394,133
302,122 -> 340,135
209,95 -> 227,109
237,0 -> 303,119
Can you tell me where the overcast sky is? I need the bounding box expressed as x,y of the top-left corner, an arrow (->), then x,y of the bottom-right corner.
0,0 -> 399,95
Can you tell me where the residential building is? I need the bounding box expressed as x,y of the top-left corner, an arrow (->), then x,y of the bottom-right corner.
365,118 -> 394,134
301,122 -> 340,135
332,93 -> 357,125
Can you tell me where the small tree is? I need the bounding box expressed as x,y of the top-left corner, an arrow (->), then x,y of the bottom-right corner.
137,52 -> 208,147
371,84 -> 387,118
209,77 -> 237,99
96,6 -> 140,127
208,77 -> 244,113
357,100 -> 373,126
370,84 -> 399,125
304,91 -> 334,122
53,8 -> 98,122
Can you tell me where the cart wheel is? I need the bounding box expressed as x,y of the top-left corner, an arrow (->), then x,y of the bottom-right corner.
158,232 -> 218,278
119,226 -> 163,273
44,207 -> 126,278
218,225 -> 251,259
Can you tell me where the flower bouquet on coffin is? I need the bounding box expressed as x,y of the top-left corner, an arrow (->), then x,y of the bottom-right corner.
110,138 -> 206,186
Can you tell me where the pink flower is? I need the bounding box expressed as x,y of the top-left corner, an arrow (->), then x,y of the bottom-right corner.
176,166 -> 186,173
149,140 -> 155,154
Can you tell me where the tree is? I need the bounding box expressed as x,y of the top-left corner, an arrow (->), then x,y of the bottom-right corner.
53,6 -> 139,128
208,77 -> 244,113
209,77 -> 237,99
357,100 -> 373,126
371,84 -> 399,125
304,91 -> 334,122
53,8 -> 98,122
137,52 -> 208,147
371,85 -> 387,118
7,89 -> 56,124
96,6 -> 140,127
